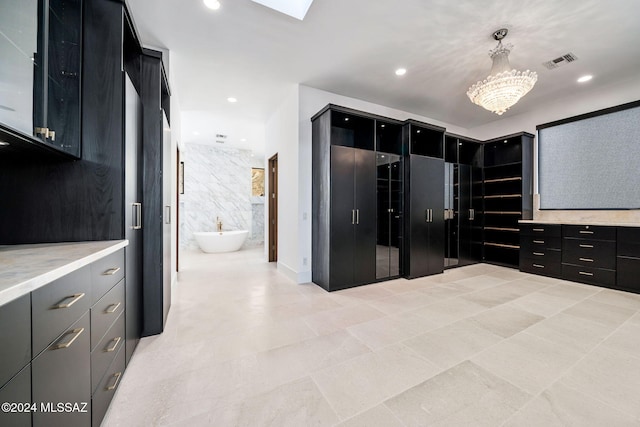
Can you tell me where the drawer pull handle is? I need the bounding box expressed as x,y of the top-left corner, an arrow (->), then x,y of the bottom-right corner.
533,252 -> 544,256
53,293 -> 85,309
105,372 -> 122,391
533,264 -> 544,268
533,240 -> 544,244
105,302 -> 122,314
579,271 -> 594,277
102,267 -> 121,276
579,244 -> 594,248
52,328 -> 85,350
579,230 -> 594,235
579,258 -> 594,263
533,228 -> 544,232
104,336 -> 122,353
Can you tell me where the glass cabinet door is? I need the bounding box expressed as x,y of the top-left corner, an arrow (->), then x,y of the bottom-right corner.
0,0 -> 38,136
376,153 -> 403,279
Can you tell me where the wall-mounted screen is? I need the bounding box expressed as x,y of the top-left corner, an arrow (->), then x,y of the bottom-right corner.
538,103 -> 640,209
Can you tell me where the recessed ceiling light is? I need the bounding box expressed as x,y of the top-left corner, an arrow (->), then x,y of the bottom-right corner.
204,0 -> 221,10
577,75 -> 593,83
381,124 -> 385,128
416,130 -> 421,134
227,97 -> 237,103
344,117 -> 349,121
395,68 -> 407,76
241,138 -> 247,142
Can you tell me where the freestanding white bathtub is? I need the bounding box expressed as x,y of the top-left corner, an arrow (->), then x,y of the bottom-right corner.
193,230 -> 249,253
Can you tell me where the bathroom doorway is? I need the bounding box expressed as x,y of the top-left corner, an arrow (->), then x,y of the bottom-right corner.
268,154 -> 278,262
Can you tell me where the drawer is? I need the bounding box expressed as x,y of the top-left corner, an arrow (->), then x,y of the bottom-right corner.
0,295 -> 30,388
562,224 -> 615,241
91,312 -> 125,395
91,279 -> 125,350
520,258 -> 562,278
562,264 -> 615,287
32,266 -> 91,356
520,248 -> 561,264
92,344 -> 126,427
32,312 -> 91,427
520,223 -> 561,237
617,256 -> 640,294
562,239 -> 616,270
618,227 -> 640,257
520,236 -> 561,252
91,249 -> 125,304
0,364 -> 31,427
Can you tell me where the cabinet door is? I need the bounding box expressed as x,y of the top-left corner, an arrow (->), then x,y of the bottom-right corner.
426,158 -> 445,275
330,146 -> 355,289
124,73 -> 143,364
457,164 -> 471,266
0,365 -> 31,427
33,312 -> 91,427
353,148 -> 376,285
407,156 -> 444,277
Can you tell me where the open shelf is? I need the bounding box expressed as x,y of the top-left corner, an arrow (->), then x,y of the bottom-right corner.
484,194 -> 521,199
484,177 -> 521,184
485,227 -> 519,232
484,242 -> 520,249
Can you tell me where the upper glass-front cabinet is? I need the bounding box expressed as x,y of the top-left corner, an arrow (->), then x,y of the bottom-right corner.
0,0 -> 82,158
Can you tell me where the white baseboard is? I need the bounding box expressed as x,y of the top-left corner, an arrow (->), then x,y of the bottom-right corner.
277,261 -> 312,284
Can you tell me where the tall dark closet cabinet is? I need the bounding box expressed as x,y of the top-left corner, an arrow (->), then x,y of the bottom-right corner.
403,121 -> 445,279
312,106 -> 404,291
444,134 -> 484,268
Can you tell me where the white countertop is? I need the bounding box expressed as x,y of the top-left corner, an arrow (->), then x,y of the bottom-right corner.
0,240 -> 128,306
519,220 -> 640,227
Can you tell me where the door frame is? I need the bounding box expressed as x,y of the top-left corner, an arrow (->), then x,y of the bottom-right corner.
268,154 -> 278,262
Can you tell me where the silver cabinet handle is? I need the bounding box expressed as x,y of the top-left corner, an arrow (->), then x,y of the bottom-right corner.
579,230 -> 594,234
533,264 -> 544,268
469,209 -> 475,221
105,302 -> 122,314
579,244 -> 593,248
102,267 -> 121,276
52,328 -> 84,350
533,240 -> 544,244
533,228 -> 544,232
579,258 -> 594,263
106,372 -> 122,391
351,210 -> 355,224
53,293 -> 85,309
425,209 -> 429,222
579,271 -> 594,276
104,336 -> 122,353
132,203 -> 142,229
533,252 -> 544,256
356,209 -> 360,225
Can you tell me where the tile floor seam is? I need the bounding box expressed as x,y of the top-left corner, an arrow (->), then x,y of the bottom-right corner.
519,320 -> 640,421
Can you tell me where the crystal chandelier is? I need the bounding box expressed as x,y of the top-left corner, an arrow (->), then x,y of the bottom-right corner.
467,29 -> 537,115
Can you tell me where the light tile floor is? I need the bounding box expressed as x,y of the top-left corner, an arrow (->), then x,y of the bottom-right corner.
103,248 -> 640,426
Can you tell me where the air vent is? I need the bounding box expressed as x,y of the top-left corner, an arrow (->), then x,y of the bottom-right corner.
215,134 -> 227,139
542,53 -> 578,70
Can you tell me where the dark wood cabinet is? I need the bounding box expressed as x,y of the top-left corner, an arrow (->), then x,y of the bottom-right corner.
483,133 -> 534,267
403,121 -> 445,279
519,223 -> 562,278
32,312 -> 91,427
0,365 -> 31,427
562,225 -> 616,286
617,227 -> 640,293
0,0 -> 82,158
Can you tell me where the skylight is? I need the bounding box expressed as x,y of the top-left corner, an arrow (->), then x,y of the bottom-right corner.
250,0 -> 314,20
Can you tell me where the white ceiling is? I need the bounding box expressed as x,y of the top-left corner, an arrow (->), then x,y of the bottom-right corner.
128,0 -> 640,141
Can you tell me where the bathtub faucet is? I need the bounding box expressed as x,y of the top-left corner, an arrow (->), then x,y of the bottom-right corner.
216,216 -> 223,232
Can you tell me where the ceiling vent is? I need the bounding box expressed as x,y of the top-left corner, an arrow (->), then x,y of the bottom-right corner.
542,53 -> 578,70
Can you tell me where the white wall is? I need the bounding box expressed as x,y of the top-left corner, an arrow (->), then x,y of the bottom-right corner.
264,85 -> 301,282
